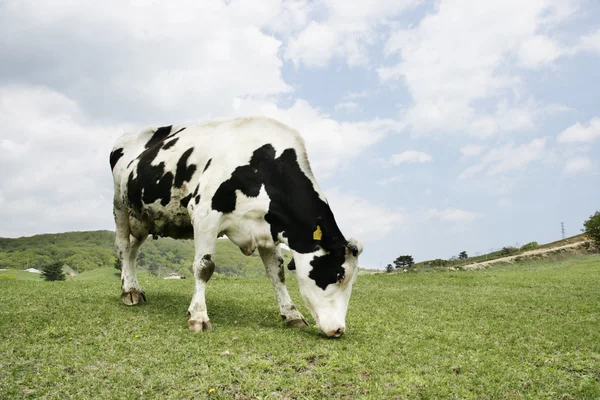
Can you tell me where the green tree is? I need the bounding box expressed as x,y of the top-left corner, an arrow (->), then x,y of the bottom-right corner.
458,251 -> 468,260
41,261 -> 66,281
583,211 -> 600,250
385,264 -> 394,273
393,255 -> 414,270
148,261 -> 159,276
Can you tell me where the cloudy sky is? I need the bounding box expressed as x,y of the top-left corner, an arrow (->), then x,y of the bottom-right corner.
1,0 -> 599,269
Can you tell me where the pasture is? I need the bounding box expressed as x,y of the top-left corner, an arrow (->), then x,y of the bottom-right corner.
1,255 -> 599,399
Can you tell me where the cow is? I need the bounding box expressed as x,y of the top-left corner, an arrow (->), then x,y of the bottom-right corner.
110,117 -> 363,338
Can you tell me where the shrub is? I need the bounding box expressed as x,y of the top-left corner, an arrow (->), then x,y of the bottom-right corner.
520,242 -> 539,252
500,247 -> 518,256
429,259 -> 448,267
583,211 -> 600,251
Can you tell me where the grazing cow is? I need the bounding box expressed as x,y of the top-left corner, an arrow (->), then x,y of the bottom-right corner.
110,117 -> 362,337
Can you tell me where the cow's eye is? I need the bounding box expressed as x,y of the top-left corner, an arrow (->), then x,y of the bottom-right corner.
336,272 -> 345,283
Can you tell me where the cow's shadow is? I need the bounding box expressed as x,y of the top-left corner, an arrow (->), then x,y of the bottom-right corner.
104,284 -> 309,332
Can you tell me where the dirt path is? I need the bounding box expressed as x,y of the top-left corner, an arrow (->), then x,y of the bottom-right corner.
460,240 -> 590,270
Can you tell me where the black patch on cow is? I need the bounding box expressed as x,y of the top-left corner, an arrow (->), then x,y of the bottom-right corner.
146,125 -> 173,148
309,247 -> 346,290
211,143 -> 347,289
277,256 -> 285,283
193,184 -> 200,197
195,195 -> 201,205
203,158 -> 212,173
126,126 -> 181,212
198,254 -> 215,282
162,138 -> 179,150
174,148 -> 197,188
180,193 -> 193,208
110,148 -> 124,170
287,258 -> 296,271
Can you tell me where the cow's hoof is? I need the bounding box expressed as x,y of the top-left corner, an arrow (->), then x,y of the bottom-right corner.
285,318 -> 309,328
188,319 -> 212,332
121,290 -> 147,306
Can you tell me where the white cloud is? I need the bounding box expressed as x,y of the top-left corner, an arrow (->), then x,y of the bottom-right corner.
232,97 -> 403,178
460,138 -> 547,179
427,208 -> 480,223
379,0 -> 576,136
285,0 -> 418,68
324,187 -> 405,242
557,117 -> 600,143
517,35 -> 564,69
0,86 -> 128,237
285,21 -> 339,68
460,145 -> 486,158
0,0 -> 292,123
576,28 -> 600,54
563,156 -> 592,176
390,150 -> 432,165
334,101 -> 359,111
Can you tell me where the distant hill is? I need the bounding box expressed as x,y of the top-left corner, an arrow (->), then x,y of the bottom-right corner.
0,231 -> 292,278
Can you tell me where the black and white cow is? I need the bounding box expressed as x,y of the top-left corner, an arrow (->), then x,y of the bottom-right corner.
110,117 -> 362,337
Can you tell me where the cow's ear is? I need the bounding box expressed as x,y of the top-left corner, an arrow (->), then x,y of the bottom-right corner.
346,238 -> 363,257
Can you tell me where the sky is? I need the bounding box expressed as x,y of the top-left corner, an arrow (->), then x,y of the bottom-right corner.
1,0 -> 599,269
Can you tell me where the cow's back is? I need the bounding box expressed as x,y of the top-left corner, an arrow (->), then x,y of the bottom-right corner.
110,117 -> 320,240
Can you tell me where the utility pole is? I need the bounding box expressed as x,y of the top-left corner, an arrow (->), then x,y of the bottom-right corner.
561,222 -> 565,239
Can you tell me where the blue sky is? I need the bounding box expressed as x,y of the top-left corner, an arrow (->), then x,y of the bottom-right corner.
0,0 -> 599,269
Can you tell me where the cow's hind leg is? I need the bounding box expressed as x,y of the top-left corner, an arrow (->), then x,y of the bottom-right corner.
187,212 -> 220,332
258,246 -> 308,328
114,206 -> 148,305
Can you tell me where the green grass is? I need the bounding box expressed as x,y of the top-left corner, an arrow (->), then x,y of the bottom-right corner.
0,270 -> 43,281
1,256 -> 599,399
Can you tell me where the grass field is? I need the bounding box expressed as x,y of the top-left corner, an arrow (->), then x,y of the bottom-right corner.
1,255 -> 599,399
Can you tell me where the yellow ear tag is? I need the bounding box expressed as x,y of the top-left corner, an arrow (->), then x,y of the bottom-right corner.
313,225 -> 322,241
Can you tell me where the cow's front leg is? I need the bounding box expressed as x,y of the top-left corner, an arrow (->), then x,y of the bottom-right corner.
188,253 -> 216,332
188,212 -> 219,332
258,246 -> 308,328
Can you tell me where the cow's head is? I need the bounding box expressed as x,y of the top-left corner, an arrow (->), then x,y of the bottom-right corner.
291,238 -> 362,338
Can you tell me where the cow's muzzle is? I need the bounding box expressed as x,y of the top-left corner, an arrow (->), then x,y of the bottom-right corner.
321,326 -> 345,338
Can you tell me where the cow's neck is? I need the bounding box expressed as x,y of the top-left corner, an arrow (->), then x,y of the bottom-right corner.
266,188 -> 346,255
